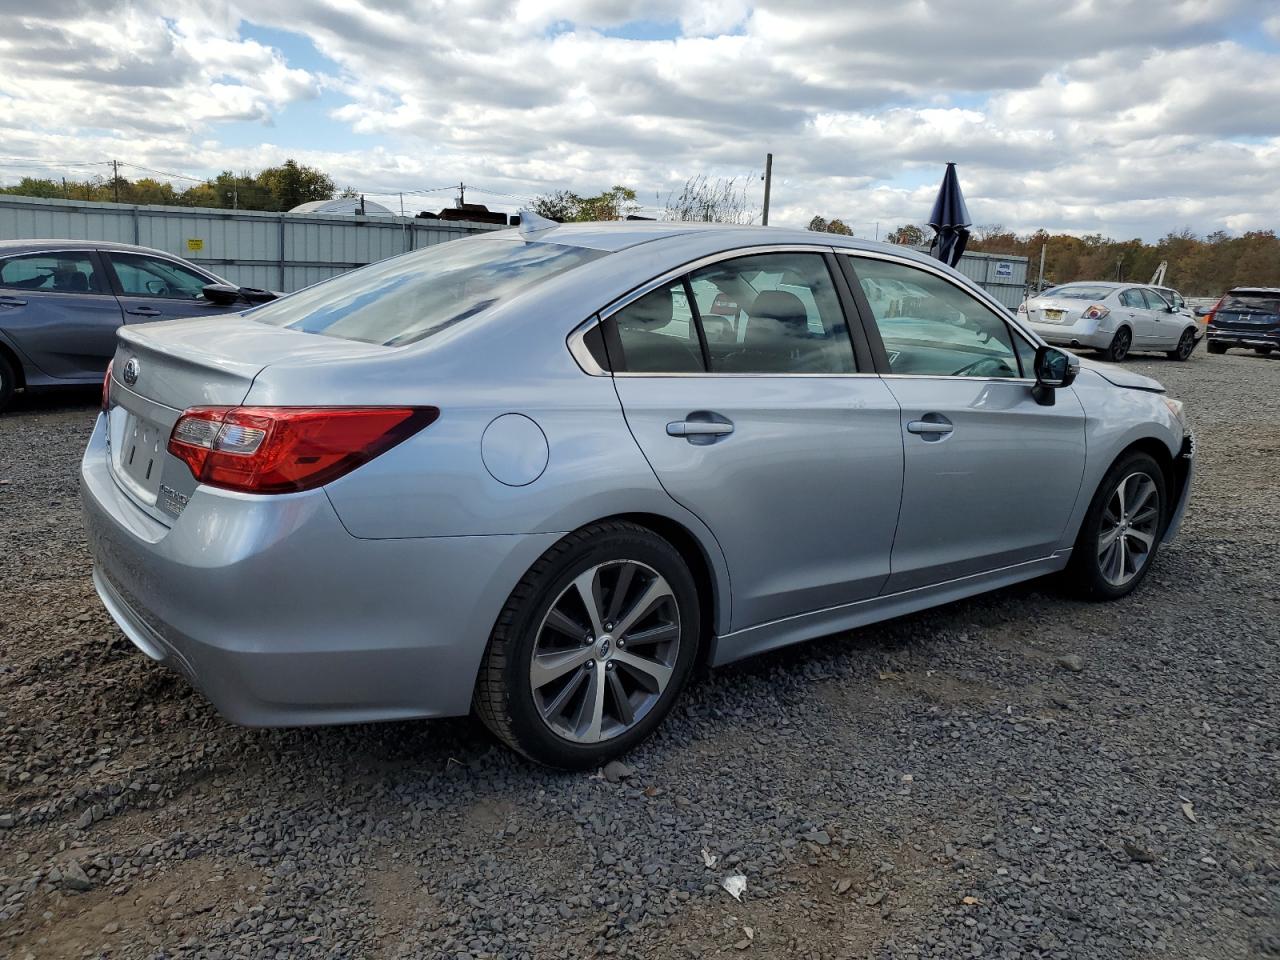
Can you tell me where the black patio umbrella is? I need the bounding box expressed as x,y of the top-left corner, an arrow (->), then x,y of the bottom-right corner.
927,162 -> 972,267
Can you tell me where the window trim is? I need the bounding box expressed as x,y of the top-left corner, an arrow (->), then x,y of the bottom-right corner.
101,250 -> 219,301
0,248 -> 112,296
566,243 -> 876,378
835,249 -> 1041,382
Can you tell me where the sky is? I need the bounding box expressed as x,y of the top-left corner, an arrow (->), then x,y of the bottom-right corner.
0,0 -> 1277,240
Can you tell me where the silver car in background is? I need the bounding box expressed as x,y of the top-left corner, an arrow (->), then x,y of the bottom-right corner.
1020,281 -> 1202,362
81,223 -> 1194,768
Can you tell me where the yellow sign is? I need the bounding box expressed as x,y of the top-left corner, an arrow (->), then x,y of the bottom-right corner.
185,238 -> 204,252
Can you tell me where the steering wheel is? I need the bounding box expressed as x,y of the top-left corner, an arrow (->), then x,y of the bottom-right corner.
951,356 -> 1015,378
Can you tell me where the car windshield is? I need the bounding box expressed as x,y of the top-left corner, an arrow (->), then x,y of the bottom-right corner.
1042,284 -> 1114,300
1221,292 -> 1280,314
250,238 -> 607,346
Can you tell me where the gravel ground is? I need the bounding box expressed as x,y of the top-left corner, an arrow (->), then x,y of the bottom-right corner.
0,350 -> 1277,960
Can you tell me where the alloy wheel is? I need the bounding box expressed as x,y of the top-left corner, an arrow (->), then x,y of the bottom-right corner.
1097,472 -> 1161,587
529,560 -> 681,744
1177,330 -> 1195,360
1110,329 -> 1131,362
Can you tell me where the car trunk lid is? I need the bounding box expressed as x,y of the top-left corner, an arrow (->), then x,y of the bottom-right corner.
104,315 -> 388,525
1211,291 -> 1280,332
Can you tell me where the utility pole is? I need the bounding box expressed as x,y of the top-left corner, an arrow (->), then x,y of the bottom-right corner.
457,182 -> 466,208
761,153 -> 773,226
61,177 -> 67,199
399,192 -> 404,217
875,221 -> 880,241
1037,243 -> 1047,292
111,160 -> 120,203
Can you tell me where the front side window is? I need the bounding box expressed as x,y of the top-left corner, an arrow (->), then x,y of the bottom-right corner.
849,256 -> 1024,379
0,252 -> 104,294
1141,288 -> 1169,310
109,252 -> 211,300
252,238 -> 607,346
689,252 -> 855,374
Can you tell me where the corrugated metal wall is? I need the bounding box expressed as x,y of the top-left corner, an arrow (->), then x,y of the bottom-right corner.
951,251 -> 1030,309
0,195 -> 503,292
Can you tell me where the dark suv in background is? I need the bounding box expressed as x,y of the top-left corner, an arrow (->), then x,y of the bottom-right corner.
1206,287 -> 1280,356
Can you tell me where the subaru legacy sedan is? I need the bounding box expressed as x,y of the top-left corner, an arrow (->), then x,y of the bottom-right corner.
81,222 -> 1194,768
1020,281 -> 1201,362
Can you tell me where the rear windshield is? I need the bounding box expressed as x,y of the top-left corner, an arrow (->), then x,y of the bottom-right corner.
1221,292 -> 1280,314
1042,284 -> 1113,300
250,238 -> 607,346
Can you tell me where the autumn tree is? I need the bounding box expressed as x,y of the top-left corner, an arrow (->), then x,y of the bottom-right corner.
808,216 -> 853,235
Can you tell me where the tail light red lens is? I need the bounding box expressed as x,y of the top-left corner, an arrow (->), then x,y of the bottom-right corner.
1204,294 -> 1227,326
101,360 -> 113,413
1082,304 -> 1111,321
168,406 -> 438,494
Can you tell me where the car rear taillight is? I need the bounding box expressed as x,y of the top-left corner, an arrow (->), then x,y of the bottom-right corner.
168,406 -> 439,494
101,360 -> 113,413
1017,301 -> 1027,315
1082,304 -> 1111,321
1203,294 -> 1227,326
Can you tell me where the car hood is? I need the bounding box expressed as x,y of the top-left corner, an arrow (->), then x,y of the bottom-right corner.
1075,355 -> 1165,393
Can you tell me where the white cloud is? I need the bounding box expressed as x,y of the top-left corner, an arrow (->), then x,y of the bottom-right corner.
0,0 -> 1276,239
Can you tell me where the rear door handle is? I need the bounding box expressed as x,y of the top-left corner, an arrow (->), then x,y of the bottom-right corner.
126,307 -> 162,317
907,418 -> 954,437
0,296 -> 26,307
667,420 -> 734,437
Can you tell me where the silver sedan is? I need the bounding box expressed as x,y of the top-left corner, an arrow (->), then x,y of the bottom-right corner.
1020,281 -> 1202,362
81,222 -> 1194,768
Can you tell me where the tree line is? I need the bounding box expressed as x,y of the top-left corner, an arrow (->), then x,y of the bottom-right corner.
809,218 -> 1280,297
0,160 -> 341,213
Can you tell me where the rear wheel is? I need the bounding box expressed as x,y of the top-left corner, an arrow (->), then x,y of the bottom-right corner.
1207,341 -> 1228,355
474,521 -> 700,769
0,352 -> 15,412
1066,451 -> 1166,600
1167,328 -> 1197,361
1256,347 -> 1274,356
1103,327 -> 1132,362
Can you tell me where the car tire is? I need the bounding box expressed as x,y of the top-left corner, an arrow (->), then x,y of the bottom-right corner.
1103,327 -> 1132,362
0,352 -> 15,413
1166,328 -> 1197,361
1256,347 -> 1273,356
1065,451 -> 1167,601
474,520 -> 701,769
1207,341 -> 1228,355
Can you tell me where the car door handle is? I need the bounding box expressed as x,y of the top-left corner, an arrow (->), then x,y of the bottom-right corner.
907,419 -> 954,436
0,296 -> 26,307
126,307 -> 163,317
667,420 -> 734,437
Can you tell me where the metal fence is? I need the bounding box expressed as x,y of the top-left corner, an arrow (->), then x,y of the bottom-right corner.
950,250 -> 1030,309
0,195 -> 503,293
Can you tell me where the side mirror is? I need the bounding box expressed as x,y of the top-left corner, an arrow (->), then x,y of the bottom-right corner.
1031,345 -> 1078,406
239,286 -> 277,304
202,283 -> 241,305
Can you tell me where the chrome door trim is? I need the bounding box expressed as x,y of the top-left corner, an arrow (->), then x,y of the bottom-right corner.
880,373 -> 1036,385
566,243 -> 850,378
832,247 -> 1045,355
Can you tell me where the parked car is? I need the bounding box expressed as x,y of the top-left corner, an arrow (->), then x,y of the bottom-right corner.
81,223 -> 1194,768
0,239 -> 275,411
1019,281 -> 1201,362
1204,287 -> 1280,356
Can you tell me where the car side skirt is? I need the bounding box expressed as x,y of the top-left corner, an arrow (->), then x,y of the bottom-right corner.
710,551 -> 1072,666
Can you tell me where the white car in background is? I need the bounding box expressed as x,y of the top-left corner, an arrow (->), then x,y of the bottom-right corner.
1020,282 -> 1201,362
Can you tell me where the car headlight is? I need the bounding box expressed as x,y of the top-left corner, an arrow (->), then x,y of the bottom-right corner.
1163,397 -> 1188,429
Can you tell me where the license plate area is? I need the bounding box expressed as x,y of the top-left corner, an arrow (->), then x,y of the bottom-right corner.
109,408 -> 167,506
1043,309 -> 1065,322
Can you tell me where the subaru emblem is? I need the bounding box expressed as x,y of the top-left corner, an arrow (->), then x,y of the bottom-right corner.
122,357 -> 140,386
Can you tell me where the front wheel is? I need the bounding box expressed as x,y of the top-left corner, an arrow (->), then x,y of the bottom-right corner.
1103,327 -> 1132,362
1207,341 -> 1228,355
474,521 -> 700,768
1066,452 -> 1167,600
1167,328 -> 1197,361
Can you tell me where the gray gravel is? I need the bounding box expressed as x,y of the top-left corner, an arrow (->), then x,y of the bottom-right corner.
1,350 -> 1277,960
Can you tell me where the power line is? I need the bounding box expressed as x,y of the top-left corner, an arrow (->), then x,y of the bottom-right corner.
116,161 -> 212,183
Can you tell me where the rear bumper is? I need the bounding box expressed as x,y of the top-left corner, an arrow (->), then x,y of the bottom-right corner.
80,414 -> 560,726
1207,327 -> 1279,348
1028,319 -> 1112,350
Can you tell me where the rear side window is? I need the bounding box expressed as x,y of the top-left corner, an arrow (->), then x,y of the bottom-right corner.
609,281 -> 704,373
251,238 -> 607,346
1119,289 -> 1146,308
0,252 -> 105,293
